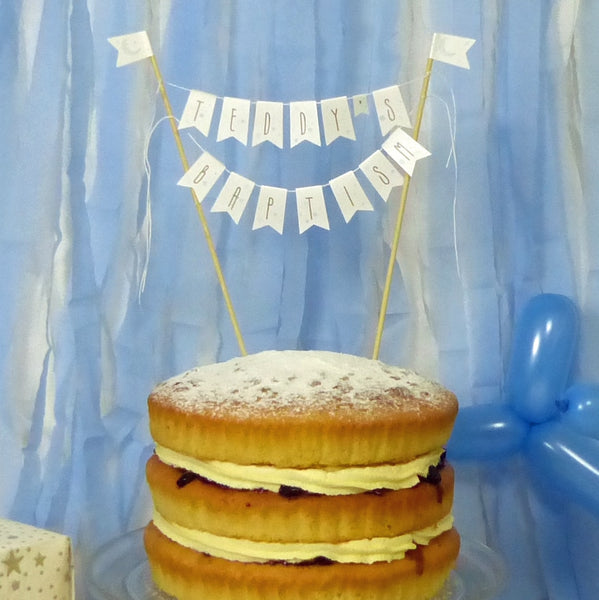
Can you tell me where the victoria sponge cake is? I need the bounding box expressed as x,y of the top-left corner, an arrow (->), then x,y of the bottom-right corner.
144,350 -> 460,599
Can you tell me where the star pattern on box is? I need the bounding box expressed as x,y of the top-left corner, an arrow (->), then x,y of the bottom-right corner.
2,550 -> 23,576
34,552 -> 46,567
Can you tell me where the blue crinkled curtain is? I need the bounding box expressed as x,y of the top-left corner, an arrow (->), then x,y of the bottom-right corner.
1,1 -> 598,598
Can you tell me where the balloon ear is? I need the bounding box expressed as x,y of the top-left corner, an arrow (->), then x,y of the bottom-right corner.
506,294 -> 579,424
527,421 -> 599,518
448,404 -> 529,460
560,383 -> 599,440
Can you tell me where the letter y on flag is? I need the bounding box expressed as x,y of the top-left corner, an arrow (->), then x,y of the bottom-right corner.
108,31 -> 154,67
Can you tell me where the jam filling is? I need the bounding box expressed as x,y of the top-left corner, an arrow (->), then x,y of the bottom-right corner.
278,485 -> 308,498
270,556 -> 335,567
417,451 -> 447,503
272,549 -> 432,568
176,471 -> 202,488
407,544 -> 426,575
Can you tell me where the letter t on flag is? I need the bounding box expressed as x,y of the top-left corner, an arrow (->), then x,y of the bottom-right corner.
108,31 -> 154,66
429,33 -> 476,69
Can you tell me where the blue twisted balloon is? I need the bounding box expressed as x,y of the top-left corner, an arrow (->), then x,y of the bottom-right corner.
448,293 -> 599,517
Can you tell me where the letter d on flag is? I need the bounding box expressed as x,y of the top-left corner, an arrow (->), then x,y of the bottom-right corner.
108,31 -> 154,67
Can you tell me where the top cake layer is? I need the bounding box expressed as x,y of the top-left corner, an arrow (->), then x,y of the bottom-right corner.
148,350 -> 458,468
150,350 -> 448,416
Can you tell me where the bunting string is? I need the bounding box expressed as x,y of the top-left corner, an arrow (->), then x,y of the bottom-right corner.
430,86 -> 463,283
167,76 -> 427,107
137,112 -> 170,301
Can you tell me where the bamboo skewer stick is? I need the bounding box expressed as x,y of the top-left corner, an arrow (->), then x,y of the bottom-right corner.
149,55 -> 248,357
372,57 -> 435,360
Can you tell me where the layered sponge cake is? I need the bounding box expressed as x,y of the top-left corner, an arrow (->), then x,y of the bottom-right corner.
144,350 -> 460,599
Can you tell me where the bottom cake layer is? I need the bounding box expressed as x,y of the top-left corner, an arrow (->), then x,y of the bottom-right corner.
144,521 -> 460,600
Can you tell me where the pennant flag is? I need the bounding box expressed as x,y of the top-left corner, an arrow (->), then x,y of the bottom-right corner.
373,86 -> 412,136
179,90 -> 217,136
359,150 -> 404,202
320,96 -> 356,145
252,101 -> 284,148
108,31 -> 153,67
177,151 -> 225,202
382,128 -> 431,176
429,33 -> 476,69
296,186 -> 329,233
289,101 -> 321,148
217,96 -> 251,144
253,186 -> 287,234
329,171 -> 373,223
352,94 -> 369,116
211,172 -> 255,224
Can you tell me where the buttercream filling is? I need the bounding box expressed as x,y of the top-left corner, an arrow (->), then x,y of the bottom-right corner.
155,445 -> 445,495
153,510 -> 454,564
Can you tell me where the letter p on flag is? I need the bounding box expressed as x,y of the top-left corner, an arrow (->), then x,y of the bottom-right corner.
108,31 -> 154,66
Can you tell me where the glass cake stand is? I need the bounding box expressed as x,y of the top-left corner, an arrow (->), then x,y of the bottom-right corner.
87,528 -> 506,600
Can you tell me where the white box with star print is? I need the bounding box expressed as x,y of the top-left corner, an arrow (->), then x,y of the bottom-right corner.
0,518 -> 74,599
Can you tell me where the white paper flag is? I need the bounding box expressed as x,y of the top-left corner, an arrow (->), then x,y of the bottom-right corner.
217,97 -> 251,144
289,101 -> 321,148
296,186 -> 329,233
108,31 -> 153,67
329,171 -> 373,223
252,101 -> 284,148
320,96 -> 356,145
359,150 -> 404,202
352,94 -> 369,116
373,86 -> 412,135
253,185 -> 287,233
179,90 -> 217,136
211,172 -> 255,224
382,128 -> 431,176
430,33 -> 476,69
177,152 -> 225,202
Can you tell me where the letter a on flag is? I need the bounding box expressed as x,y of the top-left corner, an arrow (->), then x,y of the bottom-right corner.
429,33 -> 475,69
108,31 -> 154,67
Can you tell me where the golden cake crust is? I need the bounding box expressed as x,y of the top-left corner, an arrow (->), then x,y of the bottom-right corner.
148,350 -> 458,467
144,522 -> 461,600
146,454 -> 455,543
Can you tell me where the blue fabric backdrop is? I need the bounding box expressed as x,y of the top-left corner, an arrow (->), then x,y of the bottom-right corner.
1,1 -> 597,598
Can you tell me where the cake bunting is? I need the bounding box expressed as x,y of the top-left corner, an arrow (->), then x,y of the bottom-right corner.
108,30 -> 475,359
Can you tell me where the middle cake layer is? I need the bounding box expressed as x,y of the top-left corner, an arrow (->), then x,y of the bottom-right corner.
146,454 -> 455,545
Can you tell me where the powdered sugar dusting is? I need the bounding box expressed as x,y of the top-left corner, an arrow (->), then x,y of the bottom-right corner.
150,351 -> 454,417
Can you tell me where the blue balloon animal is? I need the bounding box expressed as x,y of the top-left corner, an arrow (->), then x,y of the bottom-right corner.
448,293 -> 599,517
